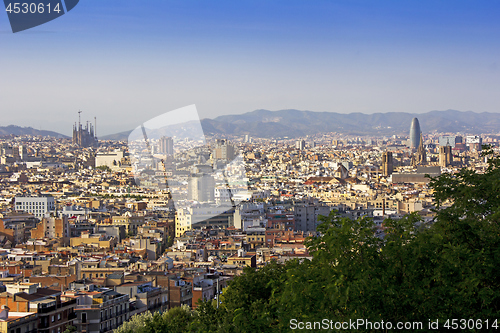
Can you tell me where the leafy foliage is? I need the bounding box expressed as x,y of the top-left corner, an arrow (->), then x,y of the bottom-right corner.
114,312 -> 153,333
144,305 -> 195,333
62,325 -> 77,333
116,150 -> 500,332
96,165 -> 112,172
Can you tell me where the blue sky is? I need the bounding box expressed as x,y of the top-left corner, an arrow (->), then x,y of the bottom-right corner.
0,0 -> 499,135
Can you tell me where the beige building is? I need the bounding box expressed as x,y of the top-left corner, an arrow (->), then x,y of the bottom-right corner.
70,232 -> 117,249
0,306 -> 38,333
111,212 -> 145,235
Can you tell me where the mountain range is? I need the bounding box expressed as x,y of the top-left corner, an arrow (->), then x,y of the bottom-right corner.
0,125 -> 68,138
200,109 -> 500,138
2,110 -> 500,140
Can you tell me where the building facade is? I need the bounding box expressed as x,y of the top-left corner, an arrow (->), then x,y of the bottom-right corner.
14,196 -> 55,219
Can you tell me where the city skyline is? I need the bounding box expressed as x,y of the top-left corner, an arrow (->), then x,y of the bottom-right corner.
1,1 -> 500,135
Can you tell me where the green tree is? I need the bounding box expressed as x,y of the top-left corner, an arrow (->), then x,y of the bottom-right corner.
97,165 -> 111,172
190,299 -> 224,333
216,260 -> 287,332
166,235 -> 174,248
63,325 -> 77,333
144,305 -> 195,333
114,312 -> 152,333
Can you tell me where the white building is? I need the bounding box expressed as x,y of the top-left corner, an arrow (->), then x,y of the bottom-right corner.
14,196 -> 55,218
95,150 -> 125,168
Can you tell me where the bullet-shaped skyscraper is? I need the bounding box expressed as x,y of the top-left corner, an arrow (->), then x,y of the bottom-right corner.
409,117 -> 421,149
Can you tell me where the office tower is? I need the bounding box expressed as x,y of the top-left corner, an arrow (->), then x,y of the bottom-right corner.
439,136 -> 458,148
12,146 -> 20,161
382,152 -> 394,176
439,146 -> 453,167
212,139 -> 235,161
466,135 -> 482,151
409,117 -> 421,149
188,173 -> 215,202
295,139 -> 306,150
18,145 -> 27,161
159,136 -> 174,155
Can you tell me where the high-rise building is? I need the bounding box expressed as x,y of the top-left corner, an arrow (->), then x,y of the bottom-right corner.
382,152 -> 394,176
188,173 -> 215,202
159,136 -> 174,155
409,117 -> 421,149
295,139 -> 306,150
466,135 -> 482,151
439,146 -> 453,167
439,136 -> 459,148
212,139 -> 235,161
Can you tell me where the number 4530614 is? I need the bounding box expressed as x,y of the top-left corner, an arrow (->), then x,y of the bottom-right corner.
6,2 -> 62,14
444,319 -> 498,330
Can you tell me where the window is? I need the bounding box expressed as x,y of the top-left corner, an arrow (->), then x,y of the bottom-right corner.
82,313 -> 87,323
52,315 -> 55,322
58,313 -> 61,320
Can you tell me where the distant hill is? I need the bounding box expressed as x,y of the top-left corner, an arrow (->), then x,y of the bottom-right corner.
201,109 -> 500,138
0,125 -> 68,138
100,130 -> 133,141
99,109 -> 500,141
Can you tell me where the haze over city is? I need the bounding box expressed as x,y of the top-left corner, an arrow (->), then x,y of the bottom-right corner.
1,0 -> 500,135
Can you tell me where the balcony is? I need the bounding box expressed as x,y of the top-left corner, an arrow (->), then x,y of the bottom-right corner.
38,299 -> 77,314
39,320 -> 50,329
37,305 -> 56,314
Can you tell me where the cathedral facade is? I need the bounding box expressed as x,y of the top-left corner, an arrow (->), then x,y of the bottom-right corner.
73,122 -> 98,148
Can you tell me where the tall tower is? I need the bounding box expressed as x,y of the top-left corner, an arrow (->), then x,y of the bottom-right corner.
188,173 -> 215,202
439,145 -> 453,167
159,136 -> 174,155
416,133 -> 426,165
409,118 -> 421,149
212,139 -> 235,161
295,139 -> 306,150
72,111 -> 98,148
382,152 -> 393,176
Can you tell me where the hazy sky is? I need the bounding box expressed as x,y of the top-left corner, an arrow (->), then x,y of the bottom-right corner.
1,0 -> 499,136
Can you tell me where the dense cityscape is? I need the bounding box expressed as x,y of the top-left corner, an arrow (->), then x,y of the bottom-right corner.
0,113 -> 497,333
